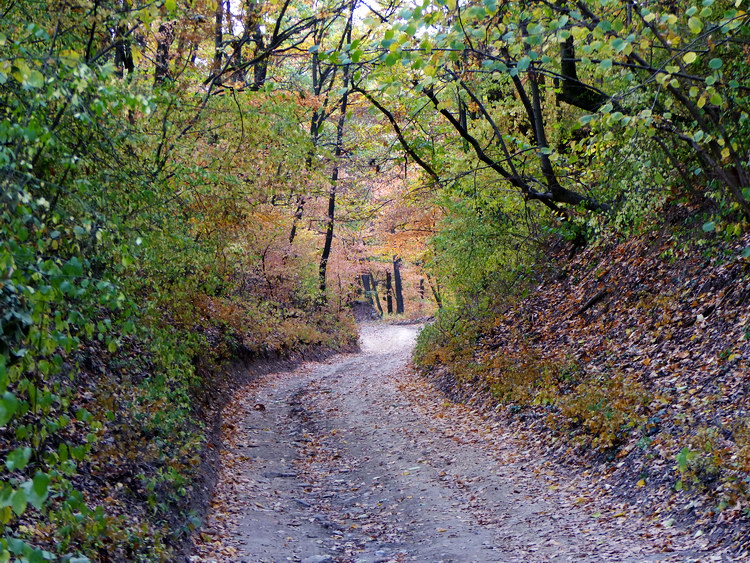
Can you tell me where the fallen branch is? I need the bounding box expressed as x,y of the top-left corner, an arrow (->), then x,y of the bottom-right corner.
572,289 -> 610,318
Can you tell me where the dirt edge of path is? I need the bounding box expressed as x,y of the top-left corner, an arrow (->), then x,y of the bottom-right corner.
178,342 -> 358,562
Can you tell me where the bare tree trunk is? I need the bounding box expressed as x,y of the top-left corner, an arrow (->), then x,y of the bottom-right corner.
114,33 -> 134,78
290,24 -> 330,244
361,274 -> 374,305
318,5 -> 353,298
114,1 -> 135,79
289,195 -> 305,243
225,0 -> 233,33
251,17 -> 268,90
393,256 -> 405,314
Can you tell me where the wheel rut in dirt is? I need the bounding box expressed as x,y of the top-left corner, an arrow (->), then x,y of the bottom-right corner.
193,323 -> 704,562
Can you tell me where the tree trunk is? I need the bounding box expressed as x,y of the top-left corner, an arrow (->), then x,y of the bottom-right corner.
114,1 -> 134,80
114,33 -> 134,78
426,273 -> 442,309
318,6 -> 353,298
393,256 -> 405,314
290,25 -> 329,244
361,274 -> 374,305
288,195 -> 305,244
154,22 -> 174,85
385,271 -> 393,314
370,273 -> 384,317
557,37 -> 609,112
212,0 -> 223,74
251,24 -> 268,90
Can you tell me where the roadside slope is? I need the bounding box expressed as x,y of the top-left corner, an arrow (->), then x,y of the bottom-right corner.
417,233 -> 750,555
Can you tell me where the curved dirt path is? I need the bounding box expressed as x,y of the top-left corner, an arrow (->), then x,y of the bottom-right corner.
192,324 -> 709,563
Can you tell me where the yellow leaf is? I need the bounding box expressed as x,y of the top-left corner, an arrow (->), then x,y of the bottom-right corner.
637,479 -> 646,487
60,50 -> 80,67
682,52 -> 697,64
688,16 -> 703,33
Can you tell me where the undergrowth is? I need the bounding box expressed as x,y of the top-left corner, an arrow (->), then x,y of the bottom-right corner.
416,329 -> 650,452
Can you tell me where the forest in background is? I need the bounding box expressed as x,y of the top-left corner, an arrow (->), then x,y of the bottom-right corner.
1,0 -> 749,559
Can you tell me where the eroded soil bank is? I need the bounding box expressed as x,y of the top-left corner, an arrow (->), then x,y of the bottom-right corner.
192,323 -> 724,562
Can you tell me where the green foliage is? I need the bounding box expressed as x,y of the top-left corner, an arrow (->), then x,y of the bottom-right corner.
0,0 -> 356,559
426,196 -> 539,308
352,0 -> 750,296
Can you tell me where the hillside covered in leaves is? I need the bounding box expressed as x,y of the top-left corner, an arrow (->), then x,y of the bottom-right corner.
2,0 -> 750,560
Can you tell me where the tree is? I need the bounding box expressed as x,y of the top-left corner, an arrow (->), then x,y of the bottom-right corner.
351,0 -> 749,221
393,256 -> 405,314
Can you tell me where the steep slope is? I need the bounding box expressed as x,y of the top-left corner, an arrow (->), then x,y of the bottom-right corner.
417,231 -> 750,553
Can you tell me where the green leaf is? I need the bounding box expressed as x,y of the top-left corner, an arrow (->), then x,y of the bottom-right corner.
5,448 -> 31,471
688,16 -> 703,33
21,472 -> 50,510
740,247 -> 750,259
10,489 -> 27,516
702,221 -> 715,232
611,38 -> 627,52
24,70 -> 44,89
62,257 -> 83,277
708,58 -> 722,69
0,393 -> 19,427
676,447 -> 693,471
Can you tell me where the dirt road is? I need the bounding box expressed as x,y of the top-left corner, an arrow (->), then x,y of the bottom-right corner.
193,324 -> 707,562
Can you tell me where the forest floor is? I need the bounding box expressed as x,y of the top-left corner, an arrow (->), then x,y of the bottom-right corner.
191,323 -> 723,563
